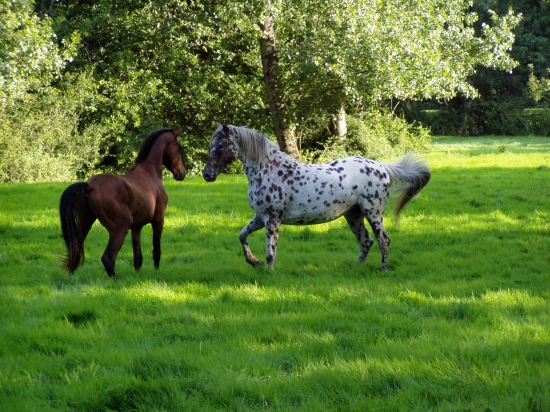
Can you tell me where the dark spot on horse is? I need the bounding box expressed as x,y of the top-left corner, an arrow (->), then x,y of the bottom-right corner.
352,185 -> 358,190
278,170 -> 284,176
368,182 -> 372,187
266,195 -> 271,202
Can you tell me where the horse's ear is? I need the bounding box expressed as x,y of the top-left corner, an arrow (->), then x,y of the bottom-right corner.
216,122 -> 223,130
223,124 -> 230,133
174,127 -> 184,137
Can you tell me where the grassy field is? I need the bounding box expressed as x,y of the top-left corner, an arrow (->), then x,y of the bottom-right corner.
0,136 -> 549,411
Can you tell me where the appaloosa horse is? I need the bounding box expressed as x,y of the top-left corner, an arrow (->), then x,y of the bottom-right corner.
202,124 -> 430,271
60,127 -> 186,280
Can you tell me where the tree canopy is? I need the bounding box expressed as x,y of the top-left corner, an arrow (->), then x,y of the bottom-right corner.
0,0 -> 533,182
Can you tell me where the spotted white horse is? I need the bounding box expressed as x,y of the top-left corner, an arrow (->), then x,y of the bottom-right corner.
202,124 -> 430,271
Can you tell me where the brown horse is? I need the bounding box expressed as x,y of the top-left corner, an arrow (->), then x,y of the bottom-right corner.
59,127 -> 186,280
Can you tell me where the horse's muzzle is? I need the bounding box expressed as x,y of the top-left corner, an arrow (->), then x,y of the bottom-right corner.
174,171 -> 186,181
202,169 -> 217,182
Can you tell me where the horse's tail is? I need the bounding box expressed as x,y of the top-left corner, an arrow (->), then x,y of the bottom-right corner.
382,152 -> 431,222
59,182 -> 95,274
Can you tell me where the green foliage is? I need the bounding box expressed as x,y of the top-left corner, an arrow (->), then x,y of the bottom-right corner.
29,0 -> 519,176
0,0 -> 530,180
40,0 -> 269,173
403,0 -> 550,136
0,0 -> 77,101
269,0 -> 519,127
309,110 -> 431,163
527,64 -> 550,106
0,137 -> 549,410
0,71 -> 103,183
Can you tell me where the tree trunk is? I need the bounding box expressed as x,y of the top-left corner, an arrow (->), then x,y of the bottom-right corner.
330,103 -> 347,144
258,18 -> 300,160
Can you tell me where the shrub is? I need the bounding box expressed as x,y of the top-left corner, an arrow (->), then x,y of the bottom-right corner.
0,71 -> 103,183
309,110 -> 431,163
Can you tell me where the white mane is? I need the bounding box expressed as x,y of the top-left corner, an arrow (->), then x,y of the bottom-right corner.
228,125 -> 280,163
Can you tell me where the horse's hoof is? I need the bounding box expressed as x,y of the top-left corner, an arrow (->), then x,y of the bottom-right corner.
253,260 -> 264,267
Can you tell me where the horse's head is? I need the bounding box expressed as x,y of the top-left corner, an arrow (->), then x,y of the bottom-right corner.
163,127 -> 186,181
202,123 -> 239,182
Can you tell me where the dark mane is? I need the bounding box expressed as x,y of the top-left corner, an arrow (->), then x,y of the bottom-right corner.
135,128 -> 174,164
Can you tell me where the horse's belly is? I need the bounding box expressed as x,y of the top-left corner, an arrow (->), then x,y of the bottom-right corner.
282,201 -> 354,225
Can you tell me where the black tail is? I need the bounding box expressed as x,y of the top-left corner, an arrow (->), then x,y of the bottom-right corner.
59,182 -> 95,274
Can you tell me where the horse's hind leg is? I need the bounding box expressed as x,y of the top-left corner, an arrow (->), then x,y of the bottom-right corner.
151,219 -> 164,269
344,206 -> 373,263
101,228 -> 129,280
239,214 -> 265,267
131,227 -> 143,271
365,216 -> 390,271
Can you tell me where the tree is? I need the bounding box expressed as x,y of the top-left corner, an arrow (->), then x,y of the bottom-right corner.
22,0 -> 520,178
404,0 -> 550,136
0,0 -> 72,101
266,0 -> 519,140
259,18 -> 300,159
38,0 -> 270,171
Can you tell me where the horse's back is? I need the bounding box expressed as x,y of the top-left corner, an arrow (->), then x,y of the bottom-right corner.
87,173 -> 130,202
89,171 -> 164,227
251,155 -> 389,225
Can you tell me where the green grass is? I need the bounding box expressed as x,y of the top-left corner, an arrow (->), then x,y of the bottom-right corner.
0,136 -> 549,411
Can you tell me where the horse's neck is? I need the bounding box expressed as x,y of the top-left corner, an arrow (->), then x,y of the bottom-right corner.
241,156 -> 264,182
133,142 -> 166,180
241,149 -> 298,183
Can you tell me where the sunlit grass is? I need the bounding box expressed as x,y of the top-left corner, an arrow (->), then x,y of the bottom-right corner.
0,135 -> 549,411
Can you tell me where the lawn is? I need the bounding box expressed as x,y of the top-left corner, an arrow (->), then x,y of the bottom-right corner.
0,136 -> 549,411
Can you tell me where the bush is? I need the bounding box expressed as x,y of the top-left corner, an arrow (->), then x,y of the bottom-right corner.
524,108 -> 550,136
0,72 -> 103,183
308,110 -> 431,163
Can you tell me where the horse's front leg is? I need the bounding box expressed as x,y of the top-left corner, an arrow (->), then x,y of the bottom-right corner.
151,218 -> 164,269
131,227 -> 143,271
264,216 -> 281,269
239,214 -> 265,267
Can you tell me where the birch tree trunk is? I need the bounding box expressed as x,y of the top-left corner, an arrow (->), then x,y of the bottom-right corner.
258,18 -> 300,160
330,103 -> 347,144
